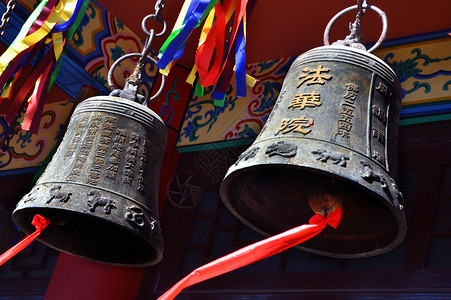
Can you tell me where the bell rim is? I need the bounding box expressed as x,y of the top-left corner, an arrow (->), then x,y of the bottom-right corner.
220,162 -> 407,259
12,205 -> 164,267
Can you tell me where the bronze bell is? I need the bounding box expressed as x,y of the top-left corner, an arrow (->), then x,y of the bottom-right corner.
13,95 -> 166,266
11,9 -> 170,267
220,5 -> 407,258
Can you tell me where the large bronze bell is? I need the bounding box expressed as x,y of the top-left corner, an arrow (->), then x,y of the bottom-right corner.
12,95 -> 167,266
221,5 -> 406,258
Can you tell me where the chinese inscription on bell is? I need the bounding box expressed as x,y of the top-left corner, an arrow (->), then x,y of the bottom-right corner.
334,83 -> 360,143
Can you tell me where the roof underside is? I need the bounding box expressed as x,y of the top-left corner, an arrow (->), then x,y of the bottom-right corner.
98,0 -> 451,67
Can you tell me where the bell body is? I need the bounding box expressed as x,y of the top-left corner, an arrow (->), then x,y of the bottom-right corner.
221,46 -> 407,258
13,96 -> 167,266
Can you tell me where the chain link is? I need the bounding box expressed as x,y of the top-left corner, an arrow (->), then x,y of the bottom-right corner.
0,0 -> 16,37
357,0 -> 368,18
154,0 -> 165,21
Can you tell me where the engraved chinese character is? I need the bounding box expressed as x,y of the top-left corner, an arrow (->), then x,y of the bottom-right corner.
123,176 -> 133,185
129,133 -> 141,149
346,83 -> 359,92
89,171 -> 100,180
114,135 -> 126,144
109,157 -> 119,165
73,161 -> 84,170
376,82 -> 389,96
97,144 -> 108,154
288,92 -> 321,110
76,156 -> 87,163
69,168 -> 81,177
105,116 -> 116,123
111,149 -> 122,158
138,177 -> 145,192
106,171 -> 117,179
124,162 -> 136,171
103,123 -> 114,130
276,118 -> 313,135
101,130 -> 113,138
337,128 -> 351,138
103,123 -> 114,131
112,143 -> 123,151
93,157 -> 104,166
125,155 -> 137,165
126,148 -> 138,157
98,137 -> 110,145
297,65 -> 332,87
142,139 -> 150,148
340,114 -> 353,123
372,128 -> 385,144
107,165 -> 119,172
338,120 -> 352,131
343,92 -> 358,101
341,106 -> 354,116
80,146 -> 92,156
89,123 -> 100,129
116,129 -> 127,136
372,105 -> 386,123
372,150 -> 386,165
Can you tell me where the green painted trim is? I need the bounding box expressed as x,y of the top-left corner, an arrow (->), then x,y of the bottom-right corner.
402,99 -> 451,109
399,113 -> 451,126
177,138 -> 255,153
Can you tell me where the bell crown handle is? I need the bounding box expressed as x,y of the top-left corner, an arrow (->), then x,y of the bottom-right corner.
323,3 -> 388,53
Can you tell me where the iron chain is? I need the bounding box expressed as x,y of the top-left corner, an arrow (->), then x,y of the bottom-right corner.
357,0 -> 368,17
154,0 -> 165,21
0,0 -> 16,37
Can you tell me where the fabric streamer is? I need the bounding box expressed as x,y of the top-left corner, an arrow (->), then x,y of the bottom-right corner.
234,14 -> 246,97
157,208 -> 343,300
0,0 -> 88,133
157,0 -> 217,69
0,214 -> 50,267
158,0 -> 256,106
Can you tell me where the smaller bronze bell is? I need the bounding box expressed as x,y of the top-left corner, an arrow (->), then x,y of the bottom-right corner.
13,95 -> 167,266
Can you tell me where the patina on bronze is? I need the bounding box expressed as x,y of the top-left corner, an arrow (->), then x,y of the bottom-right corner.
12,9 -> 168,266
220,3 -> 407,258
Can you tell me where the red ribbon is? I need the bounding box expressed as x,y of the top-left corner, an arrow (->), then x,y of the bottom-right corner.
22,57 -> 56,133
5,44 -> 55,124
157,208 -> 343,300
309,207 -> 343,229
195,0 -> 249,88
0,214 -> 50,267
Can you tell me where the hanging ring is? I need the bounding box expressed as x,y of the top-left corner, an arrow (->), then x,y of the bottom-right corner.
323,4 -> 388,53
142,13 -> 167,37
107,53 -> 166,104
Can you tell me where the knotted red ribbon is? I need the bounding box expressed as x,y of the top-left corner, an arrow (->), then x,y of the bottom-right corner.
0,214 -> 50,267
158,208 -> 343,300
309,207 -> 343,229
